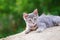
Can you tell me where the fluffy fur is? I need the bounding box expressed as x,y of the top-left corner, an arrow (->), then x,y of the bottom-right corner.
23,9 -> 60,34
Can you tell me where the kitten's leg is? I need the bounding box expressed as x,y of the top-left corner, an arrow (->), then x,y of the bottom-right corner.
54,21 -> 60,26
53,17 -> 60,26
57,20 -> 60,26
36,23 -> 46,33
25,26 -> 31,34
25,29 -> 30,34
56,23 -> 60,26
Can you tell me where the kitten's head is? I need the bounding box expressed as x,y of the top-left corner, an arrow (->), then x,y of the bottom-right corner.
23,9 -> 38,27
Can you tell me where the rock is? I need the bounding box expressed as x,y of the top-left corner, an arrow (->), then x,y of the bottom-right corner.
1,26 -> 60,40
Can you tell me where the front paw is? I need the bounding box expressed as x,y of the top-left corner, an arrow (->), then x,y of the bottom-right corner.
36,30 -> 42,33
25,31 -> 29,34
36,28 -> 44,33
25,30 -> 30,34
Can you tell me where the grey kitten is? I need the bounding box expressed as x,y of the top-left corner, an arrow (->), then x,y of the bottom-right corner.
23,9 -> 38,34
23,9 -> 60,34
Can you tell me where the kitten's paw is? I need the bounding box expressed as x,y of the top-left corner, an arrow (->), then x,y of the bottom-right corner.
25,31 -> 29,34
36,28 -> 45,33
25,30 -> 30,34
36,30 -> 42,33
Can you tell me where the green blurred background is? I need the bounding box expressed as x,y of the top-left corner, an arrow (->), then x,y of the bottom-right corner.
0,0 -> 60,38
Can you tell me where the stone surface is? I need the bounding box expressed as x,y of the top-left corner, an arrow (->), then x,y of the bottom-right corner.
0,26 -> 60,40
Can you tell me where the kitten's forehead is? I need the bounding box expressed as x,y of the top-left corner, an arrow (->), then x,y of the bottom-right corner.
28,13 -> 35,18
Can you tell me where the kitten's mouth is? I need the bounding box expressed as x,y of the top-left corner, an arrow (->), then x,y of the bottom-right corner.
30,24 -> 37,31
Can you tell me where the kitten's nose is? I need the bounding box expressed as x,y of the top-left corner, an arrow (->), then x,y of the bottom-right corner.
33,23 -> 34,24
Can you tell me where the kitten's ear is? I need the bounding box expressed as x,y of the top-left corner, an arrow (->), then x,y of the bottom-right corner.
33,9 -> 38,15
23,13 -> 28,19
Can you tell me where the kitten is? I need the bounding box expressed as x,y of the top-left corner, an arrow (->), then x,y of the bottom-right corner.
23,9 -> 38,34
23,9 -> 60,34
